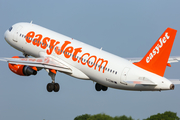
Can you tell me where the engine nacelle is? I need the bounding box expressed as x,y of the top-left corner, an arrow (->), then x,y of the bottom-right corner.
8,56 -> 37,76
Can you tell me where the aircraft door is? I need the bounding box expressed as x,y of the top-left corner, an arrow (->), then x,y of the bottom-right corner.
120,67 -> 130,84
13,25 -> 23,43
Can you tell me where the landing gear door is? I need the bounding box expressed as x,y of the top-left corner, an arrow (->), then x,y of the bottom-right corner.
120,67 -> 130,84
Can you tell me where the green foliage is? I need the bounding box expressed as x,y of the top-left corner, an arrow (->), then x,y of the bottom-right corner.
87,113 -> 113,120
144,111 -> 180,120
74,114 -> 91,120
114,115 -> 134,120
74,111 -> 179,120
74,113 -> 133,120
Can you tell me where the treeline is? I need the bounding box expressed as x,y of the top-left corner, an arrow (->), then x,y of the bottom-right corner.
74,111 -> 179,120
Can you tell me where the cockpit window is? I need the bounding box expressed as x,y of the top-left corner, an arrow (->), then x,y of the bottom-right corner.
9,26 -> 13,32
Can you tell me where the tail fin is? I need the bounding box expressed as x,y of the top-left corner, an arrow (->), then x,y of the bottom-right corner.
134,28 -> 177,77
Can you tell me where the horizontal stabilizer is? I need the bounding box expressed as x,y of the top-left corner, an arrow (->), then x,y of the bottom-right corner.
169,79 -> 180,84
128,56 -> 180,63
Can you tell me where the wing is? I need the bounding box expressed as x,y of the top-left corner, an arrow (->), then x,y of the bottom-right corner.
128,56 -> 180,64
0,57 -> 72,73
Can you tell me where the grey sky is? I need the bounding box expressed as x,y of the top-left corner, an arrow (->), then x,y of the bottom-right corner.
0,0 -> 180,120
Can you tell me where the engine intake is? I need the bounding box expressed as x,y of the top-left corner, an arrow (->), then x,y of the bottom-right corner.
8,56 -> 37,76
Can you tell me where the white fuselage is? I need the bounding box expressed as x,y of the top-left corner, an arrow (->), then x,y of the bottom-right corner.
4,22 -> 173,91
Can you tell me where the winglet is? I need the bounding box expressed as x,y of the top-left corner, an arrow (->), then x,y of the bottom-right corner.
134,28 -> 177,77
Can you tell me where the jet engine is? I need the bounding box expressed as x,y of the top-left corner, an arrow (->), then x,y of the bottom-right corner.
8,56 -> 37,76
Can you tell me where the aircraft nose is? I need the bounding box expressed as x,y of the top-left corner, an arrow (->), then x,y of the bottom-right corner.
4,30 -> 9,41
4,26 -> 13,43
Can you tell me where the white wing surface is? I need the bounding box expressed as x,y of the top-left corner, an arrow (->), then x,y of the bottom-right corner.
0,57 -> 72,73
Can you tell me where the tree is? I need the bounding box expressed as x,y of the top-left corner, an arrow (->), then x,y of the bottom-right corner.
144,111 -> 180,120
114,115 -> 134,120
74,111 -> 179,120
74,114 -> 91,120
87,113 -> 114,120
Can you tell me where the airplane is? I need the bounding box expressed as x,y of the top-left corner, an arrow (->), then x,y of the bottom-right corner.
2,21 -> 180,92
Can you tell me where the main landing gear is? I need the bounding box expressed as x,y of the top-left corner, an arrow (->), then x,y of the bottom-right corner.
47,83 -> 60,92
95,83 -> 108,91
46,69 -> 60,92
22,53 -> 60,92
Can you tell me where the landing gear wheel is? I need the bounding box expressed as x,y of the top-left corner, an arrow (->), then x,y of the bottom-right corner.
54,83 -> 60,92
47,83 -> 54,92
95,83 -> 102,91
102,86 -> 108,91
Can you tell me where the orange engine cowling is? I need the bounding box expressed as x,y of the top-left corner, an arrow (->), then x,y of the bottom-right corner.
8,56 -> 37,76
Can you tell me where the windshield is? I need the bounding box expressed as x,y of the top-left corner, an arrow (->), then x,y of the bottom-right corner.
8,26 -> 13,32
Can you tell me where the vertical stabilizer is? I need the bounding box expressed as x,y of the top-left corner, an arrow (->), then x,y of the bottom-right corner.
134,28 -> 177,77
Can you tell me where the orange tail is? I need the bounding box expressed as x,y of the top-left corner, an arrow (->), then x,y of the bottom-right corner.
134,28 -> 177,77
